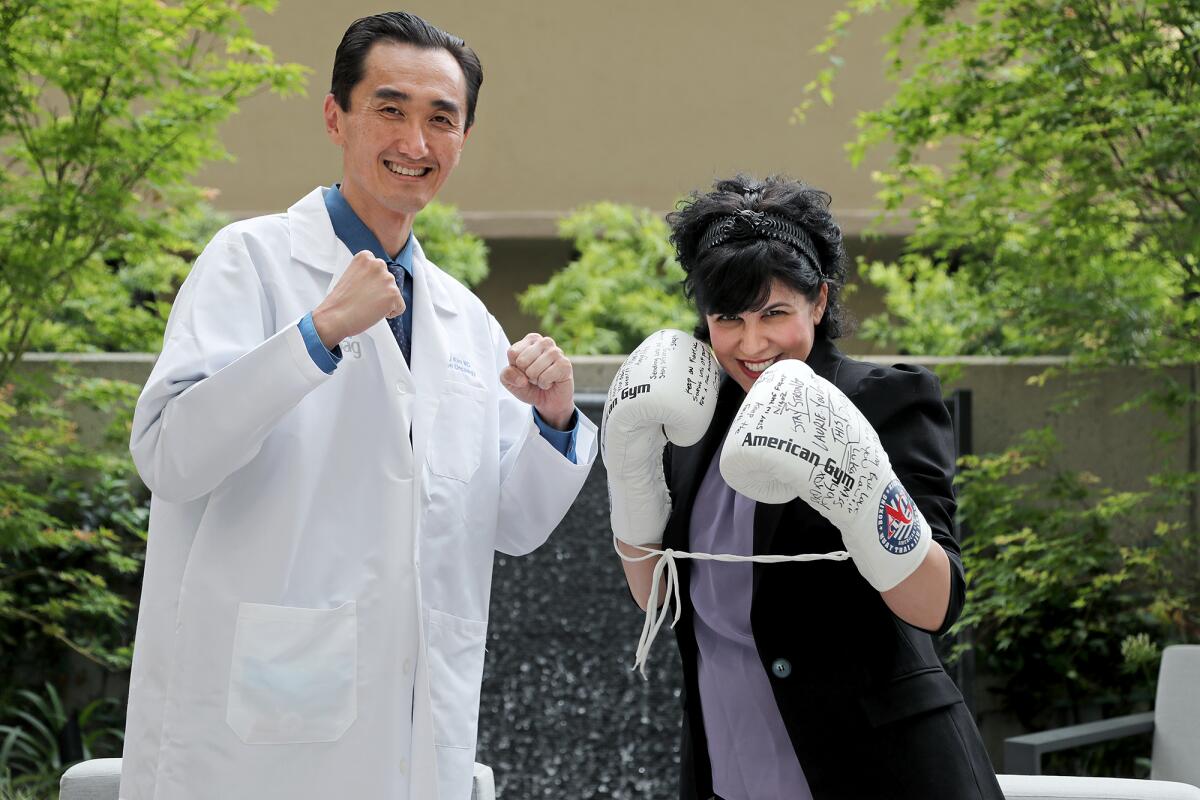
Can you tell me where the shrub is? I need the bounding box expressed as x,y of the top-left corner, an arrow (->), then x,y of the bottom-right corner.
414,201 -> 489,289
519,203 -> 696,354
0,372 -> 146,682
805,0 -> 1200,767
0,682 -> 124,794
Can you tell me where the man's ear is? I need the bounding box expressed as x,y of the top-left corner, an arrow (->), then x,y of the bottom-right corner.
323,94 -> 345,145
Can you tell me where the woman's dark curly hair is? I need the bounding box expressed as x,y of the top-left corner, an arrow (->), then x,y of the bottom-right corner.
667,174 -> 851,342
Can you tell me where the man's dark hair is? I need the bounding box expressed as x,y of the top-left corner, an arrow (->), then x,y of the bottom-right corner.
667,174 -> 852,342
330,11 -> 483,130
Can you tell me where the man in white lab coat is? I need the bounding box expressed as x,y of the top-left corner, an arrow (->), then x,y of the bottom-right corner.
120,11 -> 596,800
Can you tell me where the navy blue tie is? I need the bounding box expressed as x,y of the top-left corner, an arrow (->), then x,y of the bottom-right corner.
386,263 -> 412,364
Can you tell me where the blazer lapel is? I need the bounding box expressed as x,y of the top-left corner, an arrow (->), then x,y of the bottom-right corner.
806,335 -> 846,388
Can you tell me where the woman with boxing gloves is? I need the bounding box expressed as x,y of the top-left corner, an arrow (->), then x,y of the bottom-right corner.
601,174 -> 1002,800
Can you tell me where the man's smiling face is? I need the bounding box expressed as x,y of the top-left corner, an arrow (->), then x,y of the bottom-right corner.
324,40 -> 469,239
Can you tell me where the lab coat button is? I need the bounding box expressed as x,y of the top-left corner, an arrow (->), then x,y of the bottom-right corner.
396,381 -> 409,395
402,657 -> 413,675
398,757 -> 407,775
770,658 -> 792,679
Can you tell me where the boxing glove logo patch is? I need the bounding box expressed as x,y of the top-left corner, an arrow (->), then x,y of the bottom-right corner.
876,481 -> 920,555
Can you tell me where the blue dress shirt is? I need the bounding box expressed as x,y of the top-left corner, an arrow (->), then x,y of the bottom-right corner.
298,185 -> 578,461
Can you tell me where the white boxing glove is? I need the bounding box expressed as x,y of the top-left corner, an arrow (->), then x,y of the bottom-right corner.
719,359 -> 932,591
602,330 -> 721,546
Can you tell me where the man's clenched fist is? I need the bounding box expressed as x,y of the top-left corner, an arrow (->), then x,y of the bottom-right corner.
312,250 -> 406,348
500,333 -> 575,429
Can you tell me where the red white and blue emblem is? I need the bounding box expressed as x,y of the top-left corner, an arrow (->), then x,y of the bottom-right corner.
876,481 -> 920,555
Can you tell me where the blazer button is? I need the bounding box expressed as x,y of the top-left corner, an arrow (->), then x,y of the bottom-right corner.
770,658 -> 792,679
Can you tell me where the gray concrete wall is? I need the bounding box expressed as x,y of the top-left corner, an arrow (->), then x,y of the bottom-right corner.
23,351 -> 1192,493
577,353 -> 1192,494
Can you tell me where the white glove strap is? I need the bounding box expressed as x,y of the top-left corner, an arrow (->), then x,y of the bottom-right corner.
614,535 -> 850,677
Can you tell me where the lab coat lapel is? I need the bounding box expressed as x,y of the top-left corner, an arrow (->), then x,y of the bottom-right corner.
287,187 -> 342,276
410,240 -> 458,475
363,319 -> 411,392
290,186 -> 413,398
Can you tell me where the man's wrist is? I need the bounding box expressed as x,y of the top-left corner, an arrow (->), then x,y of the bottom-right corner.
311,307 -> 343,350
537,406 -> 575,431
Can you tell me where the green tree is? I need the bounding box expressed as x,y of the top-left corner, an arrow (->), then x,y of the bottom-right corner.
806,0 -> 1200,755
0,1 -> 304,785
807,0 -> 1199,364
0,0 -> 307,380
24,202 -> 229,353
519,203 -> 696,354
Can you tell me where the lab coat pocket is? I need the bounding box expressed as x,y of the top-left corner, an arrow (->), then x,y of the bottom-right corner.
226,601 -> 358,744
425,607 -> 488,749
427,381 -> 488,483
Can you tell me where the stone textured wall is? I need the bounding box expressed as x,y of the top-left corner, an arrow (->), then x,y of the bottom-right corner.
477,402 -> 684,799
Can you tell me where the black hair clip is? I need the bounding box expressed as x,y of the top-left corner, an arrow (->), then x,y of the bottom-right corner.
698,209 -> 823,276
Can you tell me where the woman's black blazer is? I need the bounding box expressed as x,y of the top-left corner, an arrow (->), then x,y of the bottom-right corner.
661,336 -> 1003,800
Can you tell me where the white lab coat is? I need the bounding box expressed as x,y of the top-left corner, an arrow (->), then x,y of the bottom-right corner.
120,187 -> 596,800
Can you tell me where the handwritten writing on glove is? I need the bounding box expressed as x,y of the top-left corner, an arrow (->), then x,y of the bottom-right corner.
720,359 -> 931,592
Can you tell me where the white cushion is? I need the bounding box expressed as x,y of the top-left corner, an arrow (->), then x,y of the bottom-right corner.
60,757 -> 498,800
1152,645 -> 1200,787
999,774 -> 1200,800
59,758 -> 121,800
472,761 -> 496,800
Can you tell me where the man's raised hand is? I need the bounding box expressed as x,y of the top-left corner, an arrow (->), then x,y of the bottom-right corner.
312,250 -> 406,349
501,333 -> 575,430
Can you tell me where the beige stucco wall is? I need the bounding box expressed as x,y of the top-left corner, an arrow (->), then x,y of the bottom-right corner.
200,1 -> 904,234
189,2 -> 919,348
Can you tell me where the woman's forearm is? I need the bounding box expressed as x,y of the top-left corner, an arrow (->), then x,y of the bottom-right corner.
617,540 -> 667,611
880,541 -> 952,631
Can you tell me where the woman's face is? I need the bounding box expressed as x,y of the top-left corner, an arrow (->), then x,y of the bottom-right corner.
705,279 -> 828,393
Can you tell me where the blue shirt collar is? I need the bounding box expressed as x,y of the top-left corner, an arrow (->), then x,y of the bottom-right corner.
323,184 -> 414,275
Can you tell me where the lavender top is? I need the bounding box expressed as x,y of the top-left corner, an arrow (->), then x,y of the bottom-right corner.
688,443 -> 814,800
